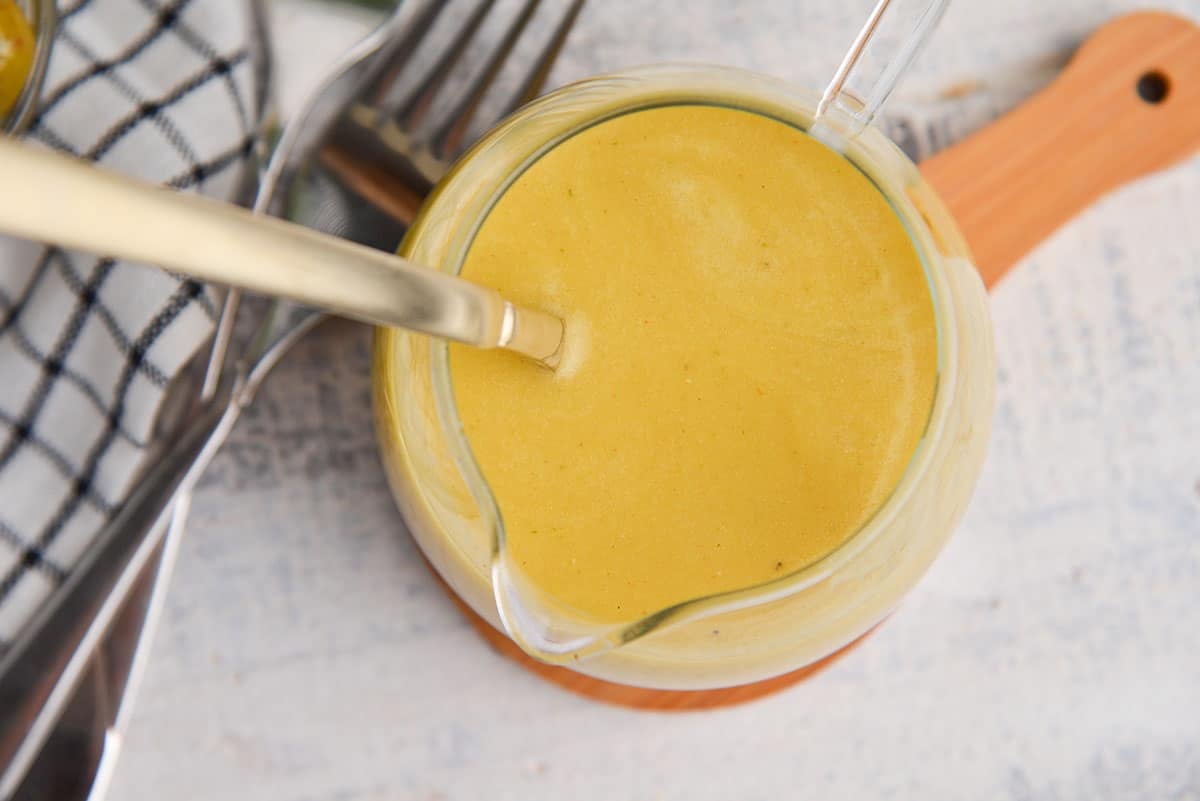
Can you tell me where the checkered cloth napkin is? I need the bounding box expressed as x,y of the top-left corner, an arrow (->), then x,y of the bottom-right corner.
0,0 -> 265,646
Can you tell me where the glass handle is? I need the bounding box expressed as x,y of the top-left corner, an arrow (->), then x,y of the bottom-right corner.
813,0 -> 951,140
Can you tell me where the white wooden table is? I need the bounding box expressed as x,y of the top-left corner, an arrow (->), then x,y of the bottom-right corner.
108,1 -> 1200,798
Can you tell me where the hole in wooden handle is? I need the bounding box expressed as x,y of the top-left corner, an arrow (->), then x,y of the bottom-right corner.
1136,70 -> 1171,104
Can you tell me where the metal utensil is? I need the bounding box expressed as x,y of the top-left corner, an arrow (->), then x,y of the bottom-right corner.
0,138 -> 565,368
0,0 -> 584,796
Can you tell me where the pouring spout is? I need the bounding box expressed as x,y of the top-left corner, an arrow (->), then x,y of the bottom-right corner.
491,554 -> 628,664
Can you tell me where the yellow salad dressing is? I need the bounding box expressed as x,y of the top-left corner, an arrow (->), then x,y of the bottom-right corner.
0,0 -> 35,119
449,104 -> 937,623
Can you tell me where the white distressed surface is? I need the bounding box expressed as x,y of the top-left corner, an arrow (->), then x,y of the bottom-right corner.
108,1 -> 1200,799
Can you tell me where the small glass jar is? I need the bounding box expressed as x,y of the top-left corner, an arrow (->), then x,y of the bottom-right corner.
373,65 -> 995,690
2,0 -> 54,134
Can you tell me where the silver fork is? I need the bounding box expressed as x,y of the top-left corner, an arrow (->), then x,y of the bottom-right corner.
268,0 -> 583,249
0,2 -> 584,795
204,0 -> 585,387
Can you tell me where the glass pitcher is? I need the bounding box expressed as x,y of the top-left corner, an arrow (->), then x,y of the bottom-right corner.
372,3 -> 995,690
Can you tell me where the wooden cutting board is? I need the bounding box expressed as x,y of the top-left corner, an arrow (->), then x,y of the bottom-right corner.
922,10 -> 1200,289
446,10 -> 1200,710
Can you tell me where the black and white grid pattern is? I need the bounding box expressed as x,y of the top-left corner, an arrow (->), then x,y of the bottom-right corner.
0,0 -> 265,644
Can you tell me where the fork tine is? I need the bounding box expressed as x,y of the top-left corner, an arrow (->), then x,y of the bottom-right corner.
424,0 -> 543,159
492,0 -> 584,121
364,0 -> 456,108
378,0 -> 499,124
316,0 -> 583,243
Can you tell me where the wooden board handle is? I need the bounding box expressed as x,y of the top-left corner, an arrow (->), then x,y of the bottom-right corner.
918,11 -> 1200,288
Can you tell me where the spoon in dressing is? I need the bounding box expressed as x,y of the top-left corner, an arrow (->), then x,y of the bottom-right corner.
0,136 -> 565,369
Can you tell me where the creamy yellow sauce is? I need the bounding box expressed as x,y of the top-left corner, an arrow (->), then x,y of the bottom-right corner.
0,0 -> 33,119
449,105 -> 936,623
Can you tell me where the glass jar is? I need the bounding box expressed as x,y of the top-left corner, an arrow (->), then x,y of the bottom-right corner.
2,0 -> 54,134
373,65 -> 995,690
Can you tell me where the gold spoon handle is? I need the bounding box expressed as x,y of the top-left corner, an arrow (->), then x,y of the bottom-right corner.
0,136 -> 563,367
